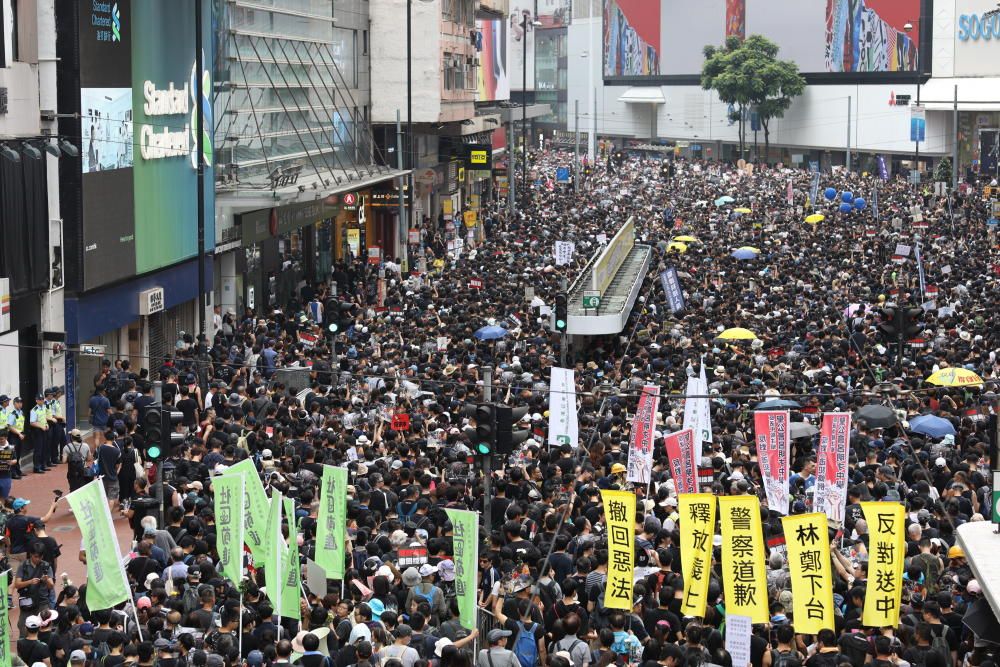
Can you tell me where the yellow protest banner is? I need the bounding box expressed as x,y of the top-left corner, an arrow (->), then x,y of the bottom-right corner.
602,489 -> 635,610
861,502 -> 906,628
679,493 -> 716,618
782,512 -> 835,634
718,495 -> 769,623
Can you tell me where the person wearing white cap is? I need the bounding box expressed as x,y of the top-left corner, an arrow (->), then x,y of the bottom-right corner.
17,613 -> 50,658
405,563 -> 447,626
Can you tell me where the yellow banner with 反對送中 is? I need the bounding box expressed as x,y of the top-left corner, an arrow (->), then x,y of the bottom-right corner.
601,489 -> 635,610
861,502 -> 906,628
718,495 -> 769,623
782,512 -> 835,635
679,493 -> 716,618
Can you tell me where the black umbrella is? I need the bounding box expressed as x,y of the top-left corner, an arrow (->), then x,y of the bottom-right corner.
853,404 -> 897,429
963,598 -> 1000,645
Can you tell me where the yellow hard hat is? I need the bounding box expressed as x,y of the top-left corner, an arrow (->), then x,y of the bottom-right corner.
611,463 -> 627,474
948,546 -> 965,559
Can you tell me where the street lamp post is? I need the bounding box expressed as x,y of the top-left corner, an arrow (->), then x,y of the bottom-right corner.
521,13 -> 541,204
904,20 -> 921,185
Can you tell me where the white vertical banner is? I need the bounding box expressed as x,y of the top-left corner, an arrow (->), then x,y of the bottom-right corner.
682,362 -> 712,463
547,367 -> 578,448
554,241 -> 575,266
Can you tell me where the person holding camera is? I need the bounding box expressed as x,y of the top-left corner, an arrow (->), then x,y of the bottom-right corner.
14,541 -> 56,636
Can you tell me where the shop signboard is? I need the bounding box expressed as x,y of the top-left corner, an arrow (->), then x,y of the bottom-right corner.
138,287 -> 164,315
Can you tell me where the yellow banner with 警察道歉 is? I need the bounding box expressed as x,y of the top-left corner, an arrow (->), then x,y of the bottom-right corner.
679,493 -> 716,618
782,512 -> 835,635
601,489 -> 635,610
861,502 -> 906,628
718,495 -> 769,623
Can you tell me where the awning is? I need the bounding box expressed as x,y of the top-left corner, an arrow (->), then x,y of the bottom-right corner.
618,87 -> 666,104
917,77 -> 1000,112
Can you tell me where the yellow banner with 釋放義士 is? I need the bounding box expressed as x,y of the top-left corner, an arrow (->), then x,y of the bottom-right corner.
861,502 -> 906,628
718,495 -> 769,623
679,493 -> 716,618
601,489 -> 636,610
782,512 -> 835,635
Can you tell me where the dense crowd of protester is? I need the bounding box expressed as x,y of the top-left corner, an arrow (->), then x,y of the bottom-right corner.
1,147 -> 998,667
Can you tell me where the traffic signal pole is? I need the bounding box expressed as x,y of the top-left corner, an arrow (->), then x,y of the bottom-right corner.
482,368 -> 493,537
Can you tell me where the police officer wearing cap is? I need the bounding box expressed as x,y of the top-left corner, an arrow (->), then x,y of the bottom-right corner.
29,393 -> 50,473
43,387 -> 60,468
48,387 -> 67,466
8,396 -> 25,478
0,394 -> 19,479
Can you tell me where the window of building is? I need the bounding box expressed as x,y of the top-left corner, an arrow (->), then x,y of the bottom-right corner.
330,27 -> 357,87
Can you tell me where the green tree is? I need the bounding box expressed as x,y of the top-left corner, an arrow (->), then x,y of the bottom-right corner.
702,35 -> 805,163
934,156 -> 953,184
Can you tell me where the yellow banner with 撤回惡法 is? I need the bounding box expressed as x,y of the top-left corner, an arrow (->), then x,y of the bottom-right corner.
718,495 -> 769,623
861,502 -> 906,628
601,489 -> 636,610
679,493 -> 716,618
782,512 -> 835,635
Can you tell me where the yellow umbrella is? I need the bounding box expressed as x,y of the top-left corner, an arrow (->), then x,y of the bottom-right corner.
925,367 -> 984,387
737,246 -> 761,253
734,207 -> 753,214
805,214 -> 825,224
717,327 -> 758,340
673,235 -> 698,243
667,241 -> 688,253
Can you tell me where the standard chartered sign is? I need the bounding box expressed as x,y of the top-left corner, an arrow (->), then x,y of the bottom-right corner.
140,80 -> 190,161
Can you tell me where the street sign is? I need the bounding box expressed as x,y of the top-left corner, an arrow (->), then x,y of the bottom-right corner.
582,291 -> 601,309
79,344 -> 106,357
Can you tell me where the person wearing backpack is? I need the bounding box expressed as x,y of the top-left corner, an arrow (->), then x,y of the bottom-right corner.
376,624 -> 420,667
921,601 -> 957,667
764,624 -> 803,667
405,564 -> 448,626
493,597 -> 546,667
66,430 -> 94,492
552,613 -> 590,667
805,630 -> 843,667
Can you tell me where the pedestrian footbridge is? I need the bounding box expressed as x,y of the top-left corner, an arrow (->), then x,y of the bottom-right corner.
565,217 -> 652,336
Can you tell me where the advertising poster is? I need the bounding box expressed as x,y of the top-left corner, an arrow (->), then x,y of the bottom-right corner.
603,0 -> 921,80
508,1 -> 536,90
76,0 -> 214,290
537,0 -> 572,28
476,19 -> 510,101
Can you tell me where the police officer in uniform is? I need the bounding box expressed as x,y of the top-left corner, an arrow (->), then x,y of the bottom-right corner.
44,387 -> 63,467
7,396 -> 25,479
29,393 -> 50,473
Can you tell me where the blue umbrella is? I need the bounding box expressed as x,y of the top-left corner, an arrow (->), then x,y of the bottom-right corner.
908,414 -> 956,438
714,195 -> 735,206
731,249 -> 757,260
754,398 -> 802,410
474,325 -> 508,341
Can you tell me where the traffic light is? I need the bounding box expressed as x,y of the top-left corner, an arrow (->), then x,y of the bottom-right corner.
141,402 -> 164,458
496,406 -> 530,455
161,408 -> 185,459
473,404 -> 496,456
553,293 -> 568,333
877,307 -> 923,339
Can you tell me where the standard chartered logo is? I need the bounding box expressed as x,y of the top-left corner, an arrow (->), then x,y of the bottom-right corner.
190,53 -> 213,169
112,3 -> 121,41
138,56 -> 212,166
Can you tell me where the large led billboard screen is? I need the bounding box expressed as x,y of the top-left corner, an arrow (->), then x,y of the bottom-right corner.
76,0 -> 214,291
603,0 -> 925,81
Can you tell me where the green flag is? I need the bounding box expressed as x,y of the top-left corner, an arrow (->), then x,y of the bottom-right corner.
222,458 -> 270,564
315,465 -> 348,579
281,497 -> 302,621
0,571 -> 10,667
66,480 -> 131,611
264,490 -> 283,606
444,508 -> 479,630
213,472 -> 245,585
